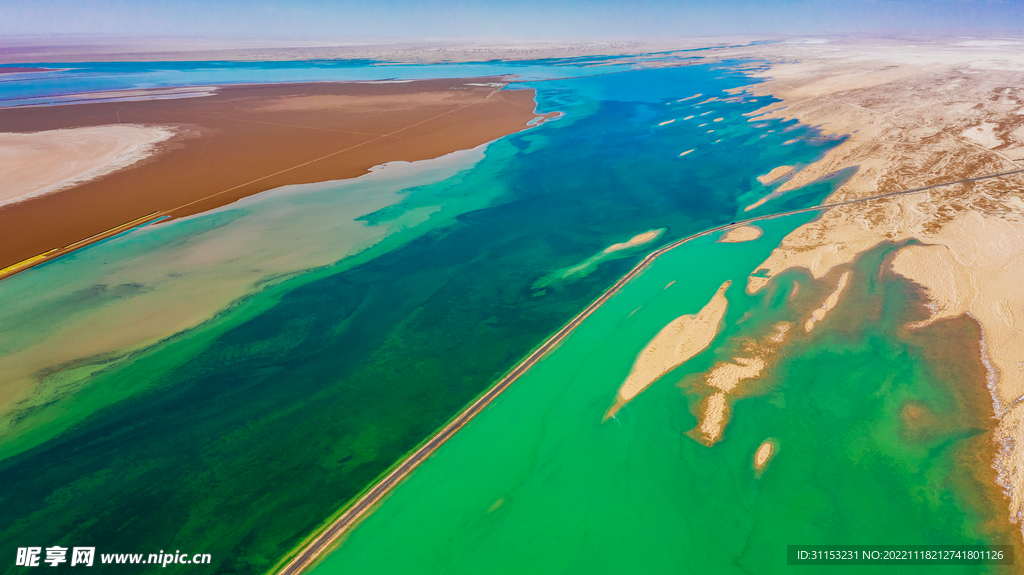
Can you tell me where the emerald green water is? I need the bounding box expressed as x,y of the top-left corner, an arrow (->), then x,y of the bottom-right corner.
310,230 -> 1013,574
5,60 -> 981,574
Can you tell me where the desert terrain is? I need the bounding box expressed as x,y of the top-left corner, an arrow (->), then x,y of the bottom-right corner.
711,36 -> 1024,532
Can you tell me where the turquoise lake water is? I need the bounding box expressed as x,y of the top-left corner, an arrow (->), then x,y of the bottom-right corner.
0,60 -> 888,574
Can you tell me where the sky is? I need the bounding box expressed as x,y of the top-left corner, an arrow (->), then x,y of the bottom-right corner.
1,0 -> 1022,38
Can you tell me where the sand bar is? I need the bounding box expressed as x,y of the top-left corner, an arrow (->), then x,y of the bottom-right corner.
0,78 -> 548,271
718,225 -> 763,243
608,280 -> 730,417
756,165 -> 795,185
804,271 -> 851,332
604,229 -> 664,253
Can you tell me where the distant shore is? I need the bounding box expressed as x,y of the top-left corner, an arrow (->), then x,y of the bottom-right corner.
0,66 -> 55,74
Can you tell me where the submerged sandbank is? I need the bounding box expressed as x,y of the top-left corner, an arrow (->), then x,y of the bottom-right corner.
693,321 -> 790,445
804,270 -> 851,332
534,229 -> 665,289
604,229 -> 663,253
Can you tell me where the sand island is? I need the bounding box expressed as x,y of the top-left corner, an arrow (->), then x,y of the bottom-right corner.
718,225 -> 763,243
608,280 -> 730,418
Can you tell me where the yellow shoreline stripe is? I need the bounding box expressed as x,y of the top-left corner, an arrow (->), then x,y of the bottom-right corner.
0,211 -> 161,280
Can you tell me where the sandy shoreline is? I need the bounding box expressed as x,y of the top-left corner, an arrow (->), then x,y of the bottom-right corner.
710,37 -> 1024,535
0,78 -> 550,272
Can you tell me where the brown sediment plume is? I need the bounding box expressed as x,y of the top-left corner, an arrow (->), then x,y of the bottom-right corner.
606,280 -> 731,418
0,145 -> 493,430
718,225 -> 762,243
804,270 -> 851,332
896,294 -> 1024,556
889,214 -> 1024,529
0,78 -> 550,271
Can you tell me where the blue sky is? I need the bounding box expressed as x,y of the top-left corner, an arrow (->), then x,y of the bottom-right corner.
2,0 -> 1021,38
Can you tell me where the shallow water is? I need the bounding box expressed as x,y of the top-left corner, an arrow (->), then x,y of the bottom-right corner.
310,232 -> 1014,575
0,62 -> 848,573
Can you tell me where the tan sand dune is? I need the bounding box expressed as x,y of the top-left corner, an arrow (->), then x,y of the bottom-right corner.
607,280 -> 731,417
706,356 -> 767,393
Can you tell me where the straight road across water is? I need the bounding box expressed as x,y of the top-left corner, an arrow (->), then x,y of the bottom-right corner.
276,166 -> 1024,575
